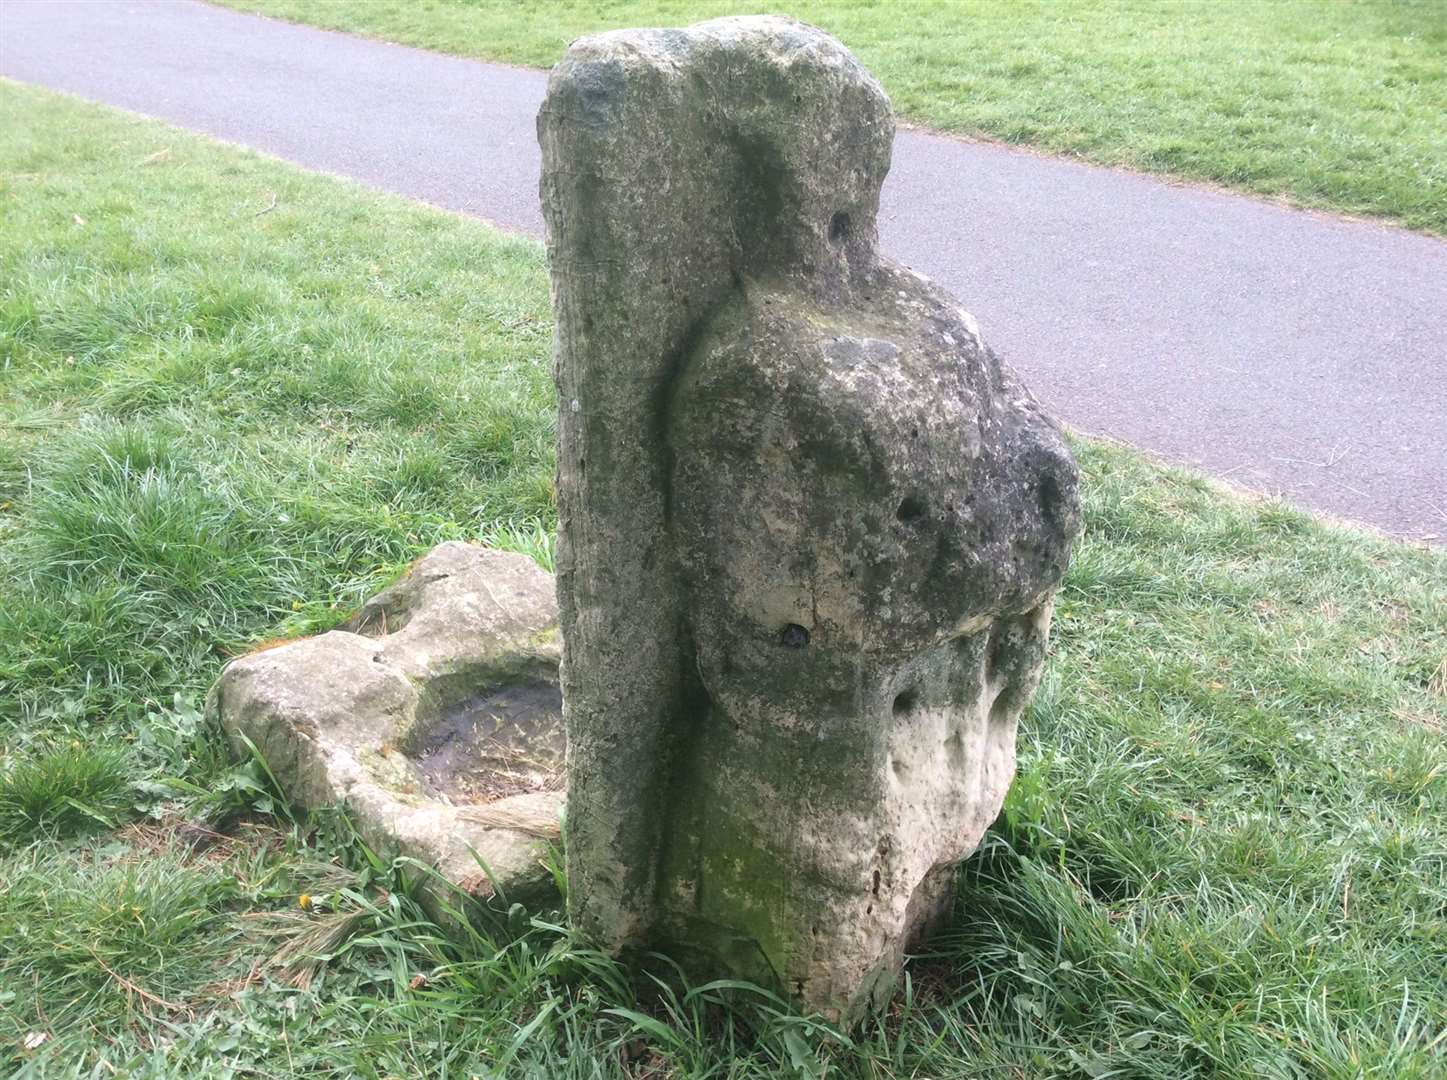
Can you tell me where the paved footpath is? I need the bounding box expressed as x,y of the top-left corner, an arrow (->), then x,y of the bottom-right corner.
4,0 -> 1444,540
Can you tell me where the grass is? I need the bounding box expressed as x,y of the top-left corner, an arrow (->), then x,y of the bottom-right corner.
218,0 -> 1447,234
0,741 -> 133,844
2,80 -> 1445,1077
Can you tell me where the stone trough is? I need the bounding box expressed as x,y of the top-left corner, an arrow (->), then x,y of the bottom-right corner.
206,542 -> 565,921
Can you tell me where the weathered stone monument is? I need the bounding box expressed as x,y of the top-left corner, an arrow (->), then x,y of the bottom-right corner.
540,17 -> 1081,1020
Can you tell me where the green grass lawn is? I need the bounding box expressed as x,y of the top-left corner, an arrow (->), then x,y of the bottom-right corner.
2,81 -> 1445,1077
217,0 -> 1447,234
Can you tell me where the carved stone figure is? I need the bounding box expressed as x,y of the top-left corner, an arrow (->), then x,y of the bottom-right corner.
539,16 -> 1081,1020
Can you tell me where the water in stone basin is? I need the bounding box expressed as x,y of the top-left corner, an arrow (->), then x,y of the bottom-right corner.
409,681 -> 566,805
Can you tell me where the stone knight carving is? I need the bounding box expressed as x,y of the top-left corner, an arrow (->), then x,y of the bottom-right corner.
539,16 -> 1081,1020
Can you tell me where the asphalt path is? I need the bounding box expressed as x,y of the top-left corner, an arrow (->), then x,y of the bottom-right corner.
3,0 -> 1444,540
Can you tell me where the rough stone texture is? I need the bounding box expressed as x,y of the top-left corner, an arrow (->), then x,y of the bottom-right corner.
206,543 -> 565,922
539,16 -> 1082,1020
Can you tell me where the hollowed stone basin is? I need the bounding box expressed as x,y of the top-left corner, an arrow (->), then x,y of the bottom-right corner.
412,682 -> 565,806
206,543 -> 565,921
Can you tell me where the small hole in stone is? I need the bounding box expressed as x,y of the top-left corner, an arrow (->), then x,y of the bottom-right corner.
872,869 -> 881,896
896,495 -> 926,524
910,426 -> 919,439
892,690 -> 917,717
1038,472 -> 1063,521
829,211 -> 851,244
986,621 -> 1013,682
780,623 -> 810,648
989,692 -> 1012,728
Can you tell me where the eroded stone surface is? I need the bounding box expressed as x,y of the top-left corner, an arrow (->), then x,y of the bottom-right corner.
206,543 -> 564,920
541,16 -> 1081,1020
